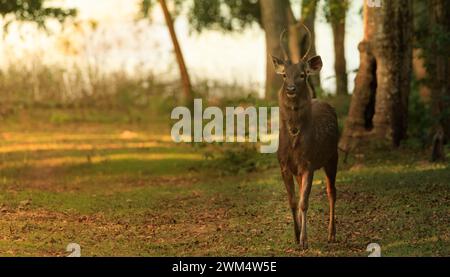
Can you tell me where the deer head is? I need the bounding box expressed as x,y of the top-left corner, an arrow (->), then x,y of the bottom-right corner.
271,25 -> 323,100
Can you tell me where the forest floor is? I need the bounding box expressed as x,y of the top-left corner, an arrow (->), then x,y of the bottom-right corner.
0,108 -> 449,256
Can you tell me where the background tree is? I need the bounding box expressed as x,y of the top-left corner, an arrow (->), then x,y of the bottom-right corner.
283,0 -> 321,97
0,0 -> 76,28
324,0 -> 349,96
188,0 -> 260,32
159,0 -> 192,102
297,0 -> 320,93
188,0 -> 320,100
412,0 -> 430,103
259,0 -> 290,100
0,0 -> 75,114
340,0 -> 414,151
142,0 -> 192,103
189,0 -> 289,100
425,0 -> 450,160
410,0 -> 449,161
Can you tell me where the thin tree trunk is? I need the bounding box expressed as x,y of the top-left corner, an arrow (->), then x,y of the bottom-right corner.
298,0 -> 320,91
158,0 -> 192,102
340,0 -> 413,151
283,0 -> 320,96
260,0 -> 290,101
286,5 -> 301,63
329,2 -> 348,96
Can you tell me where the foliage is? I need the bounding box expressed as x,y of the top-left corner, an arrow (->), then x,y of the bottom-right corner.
302,0 -> 318,18
413,0 -> 450,140
0,61 -> 181,115
218,144 -> 260,174
0,60 -> 267,120
413,0 -> 450,58
0,0 -> 76,30
407,79 -> 432,147
141,0 -> 261,32
322,0 -> 349,24
188,0 -> 261,32
140,0 -> 185,19
210,143 -> 275,175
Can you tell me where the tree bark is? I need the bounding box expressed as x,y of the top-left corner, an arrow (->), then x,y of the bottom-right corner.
158,0 -> 192,102
260,0 -> 290,101
340,0 -> 413,151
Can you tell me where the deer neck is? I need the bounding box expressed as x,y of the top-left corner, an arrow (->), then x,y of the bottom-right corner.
279,88 -> 312,140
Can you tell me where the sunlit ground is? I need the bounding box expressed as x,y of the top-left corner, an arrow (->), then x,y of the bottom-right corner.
0,108 -> 448,256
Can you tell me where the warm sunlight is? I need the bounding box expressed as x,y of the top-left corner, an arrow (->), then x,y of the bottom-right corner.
0,0 -> 448,269
1,0 -> 364,95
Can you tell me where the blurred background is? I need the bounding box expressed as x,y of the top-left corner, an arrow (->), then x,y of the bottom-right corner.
0,0 -> 364,97
0,0 -> 448,257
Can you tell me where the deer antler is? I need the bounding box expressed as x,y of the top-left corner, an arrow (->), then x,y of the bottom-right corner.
281,21 -> 312,62
301,23 -> 312,61
279,29 -> 289,61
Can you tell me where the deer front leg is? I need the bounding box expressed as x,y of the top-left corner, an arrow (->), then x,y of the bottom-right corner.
298,170 -> 313,249
325,155 -> 337,243
281,168 -> 300,243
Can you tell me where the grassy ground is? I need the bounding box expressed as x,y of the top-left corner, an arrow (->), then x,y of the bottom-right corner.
0,108 -> 449,257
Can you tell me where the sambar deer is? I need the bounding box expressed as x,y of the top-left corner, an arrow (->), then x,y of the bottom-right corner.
271,26 -> 339,249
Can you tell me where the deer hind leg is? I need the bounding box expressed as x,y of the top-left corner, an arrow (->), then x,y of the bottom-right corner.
324,154 -> 338,243
281,168 -> 300,243
298,170 -> 313,249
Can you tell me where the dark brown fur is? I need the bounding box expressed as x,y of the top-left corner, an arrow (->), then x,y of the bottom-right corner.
272,56 -> 339,249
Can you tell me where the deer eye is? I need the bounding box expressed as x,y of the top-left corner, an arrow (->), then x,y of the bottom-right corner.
300,73 -> 306,79
282,74 -> 287,79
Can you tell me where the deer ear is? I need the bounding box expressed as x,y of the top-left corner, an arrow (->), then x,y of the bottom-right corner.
306,55 -> 323,75
271,55 -> 285,75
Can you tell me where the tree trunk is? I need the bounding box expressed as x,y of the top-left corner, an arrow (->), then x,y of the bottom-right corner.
340,0 -> 413,151
329,1 -> 348,96
286,5 -> 301,63
428,0 -> 450,161
158,0 -> 192,102
298,0 -> 321,92
260,0 -> 290,101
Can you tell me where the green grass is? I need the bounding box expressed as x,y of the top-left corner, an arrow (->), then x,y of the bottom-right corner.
0,108 -> 448,256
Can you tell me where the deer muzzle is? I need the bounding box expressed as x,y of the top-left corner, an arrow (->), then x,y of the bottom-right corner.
286,85 -> 297,98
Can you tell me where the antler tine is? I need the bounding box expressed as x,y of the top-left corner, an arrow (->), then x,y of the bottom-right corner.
279,29 -> 289,61
301,23 -> 313,61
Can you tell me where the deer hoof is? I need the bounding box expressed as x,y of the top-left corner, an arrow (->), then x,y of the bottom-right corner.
299,240 -> 308,250
328,230 -> 336,243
